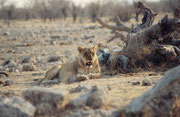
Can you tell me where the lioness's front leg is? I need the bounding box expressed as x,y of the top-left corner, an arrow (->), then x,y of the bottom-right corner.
88,73 -> 101,79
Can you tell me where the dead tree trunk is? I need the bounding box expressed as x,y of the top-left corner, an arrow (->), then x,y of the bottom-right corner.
124,15 -> 180,58
96,3 -> 180,68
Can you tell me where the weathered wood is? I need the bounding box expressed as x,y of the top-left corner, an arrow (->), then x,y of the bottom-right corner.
107,33 -> 125,43
96,2 -> 180,68
96,18 -> 131,32
174,8 -> 180,19
134,1 -> 158,29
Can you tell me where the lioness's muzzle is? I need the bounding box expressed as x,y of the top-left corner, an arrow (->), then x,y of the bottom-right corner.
86,62 -> 92,66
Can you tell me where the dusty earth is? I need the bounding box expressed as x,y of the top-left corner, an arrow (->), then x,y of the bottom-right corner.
0,18 -> 165,110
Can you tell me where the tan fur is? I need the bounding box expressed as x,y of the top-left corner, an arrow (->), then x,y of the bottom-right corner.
40,45 -> 101,83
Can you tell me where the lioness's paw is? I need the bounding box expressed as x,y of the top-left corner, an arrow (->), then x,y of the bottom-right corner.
77,75 -> 89,81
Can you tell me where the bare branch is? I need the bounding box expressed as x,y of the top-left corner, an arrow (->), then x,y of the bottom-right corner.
96,18 -> 131,32
107,33 -> 125,43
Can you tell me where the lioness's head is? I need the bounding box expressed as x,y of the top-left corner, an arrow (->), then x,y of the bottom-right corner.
78,45 -> 98,68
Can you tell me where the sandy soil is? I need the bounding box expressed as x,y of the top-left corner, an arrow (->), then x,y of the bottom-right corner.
0,18 -> 164,109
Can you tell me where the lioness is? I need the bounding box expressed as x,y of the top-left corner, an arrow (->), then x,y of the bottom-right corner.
40,45 -> 101,83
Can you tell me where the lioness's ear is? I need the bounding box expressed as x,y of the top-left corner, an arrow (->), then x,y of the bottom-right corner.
78,46 -> 83,53
92,45 -> 98,52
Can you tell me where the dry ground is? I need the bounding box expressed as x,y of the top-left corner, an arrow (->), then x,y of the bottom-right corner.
0,17 -> 166,110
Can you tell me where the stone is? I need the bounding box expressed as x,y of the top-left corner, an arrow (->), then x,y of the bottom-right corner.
0,90 -> 15,97
47,55 -> 61,62
0,97 -> 36,117
7,61 -> 16,68
120,65 -> 180,117
67,86 -> 106,109
65,109 -> 119,117
3,32 -> 10,36
3,80 -> 14,86
36,57 -> 43,63
70,84 -> 91,93
40,79 -> 60,87
89,40 -> 94,43
22,87 -> 66,116
20,55 -> 34,63
132,81 -> 140,85
142,79 -> 151,86
116,55 -> 129,71
50,35 -> 60,39
22,64 -> 35,71
32,73 -> 44,76
83,35 -> 95,40
98,50 -> 114,67
2,60 -> 11,66
50,41 -> 56,45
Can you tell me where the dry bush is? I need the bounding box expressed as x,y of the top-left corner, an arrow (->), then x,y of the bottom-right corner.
85,2 -> 102,22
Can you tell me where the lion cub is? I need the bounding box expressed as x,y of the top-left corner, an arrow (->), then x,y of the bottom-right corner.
41,45 -> 101,83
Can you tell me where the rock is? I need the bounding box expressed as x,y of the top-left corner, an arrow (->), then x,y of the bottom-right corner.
0,90 -> 15,97
2,60 -> 11,66
40,80 -> 60,87
70,84 -> 91,93
65,109 -> 119,117
22,87 -> 66,116
36,57 -> 43,63
50,41 -> 56,45
89,40 -> 94,43
22,64 -> 35,71
0,97 -> 36,117
4,80 -> 14,86
97,48 -> 114,67
83,35 -> 95,40
7,61 -> 16,68
142,79 -> 151,86
116,55 -> 129,71
107,85 -> 112,90
132,81 -> 140,85
32,73 -> 44,76
47,55 -> 62,62
120,65 -> 180,117
50,35 -> 60,39
8,37 -> 16,41
67,85 -> 106,109
3,32 -> 9,36
20,55 -> 34,63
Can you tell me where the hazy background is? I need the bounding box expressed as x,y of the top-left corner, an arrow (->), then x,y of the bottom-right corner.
9,0 -> 161,7
0,0 -> 179,25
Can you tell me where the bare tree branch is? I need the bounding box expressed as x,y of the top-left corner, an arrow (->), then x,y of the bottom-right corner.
107,33 -> 125,43
96,18 -> 131,32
